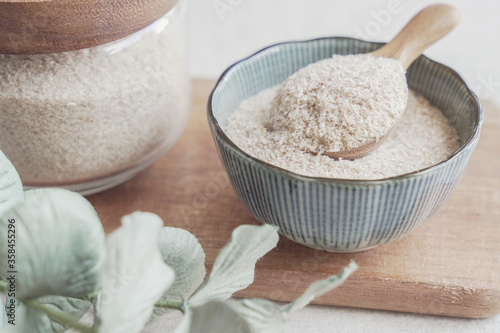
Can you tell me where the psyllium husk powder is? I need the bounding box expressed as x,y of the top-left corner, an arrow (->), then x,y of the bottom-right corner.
225,87 -> 459,180
0,4 -> 190,187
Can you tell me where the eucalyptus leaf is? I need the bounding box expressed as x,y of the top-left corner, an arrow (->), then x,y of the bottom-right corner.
3,296 -> 18,329
27,296 -> 92,333
0,149 -> 23,217
151,227 -> 206,321
0,303 -> 31,332
24,305 -> 57,333
0,189 -> 105,299
229,299 -> 287,333
97,212 -> 175,333
189,224 -> 279,305
186,301 -> 253,333
0,298 -> 6,328
172,304 -> 191,333
283,261 -> 358,312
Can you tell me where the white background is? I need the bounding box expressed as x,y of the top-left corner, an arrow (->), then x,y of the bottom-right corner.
177,1 -> 500,332
187,0 -> 500,105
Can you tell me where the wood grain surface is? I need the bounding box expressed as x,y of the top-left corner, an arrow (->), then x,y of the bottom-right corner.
0,0 -> 179,54
88,80 -> 500,319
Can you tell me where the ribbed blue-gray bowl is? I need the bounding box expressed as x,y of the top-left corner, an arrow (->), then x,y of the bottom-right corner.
207,37 -> 483,252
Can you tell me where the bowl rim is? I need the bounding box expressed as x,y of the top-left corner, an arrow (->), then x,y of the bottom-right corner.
207,36 -> 484,186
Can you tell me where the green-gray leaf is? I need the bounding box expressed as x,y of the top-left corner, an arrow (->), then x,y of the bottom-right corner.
0,298 -> 7,328
3,296 -> 18,329
151,227 -> 206,322
0,149 -> 23,217
24,306 -> 52,333
229,298 -> 287,333
97,212 -> 175,333
178,301 -> 253,333
0,303 -> 32,332
0,189 -> 105,299
189,224 -> 279,305
27,296 -> 92,333
283,261 -> 358,312
172,303 -> 191,333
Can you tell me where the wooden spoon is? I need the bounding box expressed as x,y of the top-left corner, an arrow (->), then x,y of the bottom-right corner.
324,4 -> 461,160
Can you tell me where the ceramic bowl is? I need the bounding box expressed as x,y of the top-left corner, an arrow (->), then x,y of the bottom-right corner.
207,37 -> 483,252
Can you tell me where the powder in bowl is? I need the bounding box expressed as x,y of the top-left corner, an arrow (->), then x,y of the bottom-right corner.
225,87 -> 459,180
269,54 -> 408,155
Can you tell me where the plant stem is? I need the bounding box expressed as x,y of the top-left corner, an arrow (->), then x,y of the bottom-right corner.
0,280 -> 7,293
154,299 -> 184,311
24,299 -> 96,333
83,292 -> 98,303
80,291 -> 185,312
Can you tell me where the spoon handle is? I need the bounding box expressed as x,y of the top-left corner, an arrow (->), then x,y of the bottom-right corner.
371,4 -> 461,69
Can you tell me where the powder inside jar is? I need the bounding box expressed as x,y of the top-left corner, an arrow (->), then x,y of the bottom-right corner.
0,7 -> 189,184
225,87 -> 459,180
269,54 -> 408,154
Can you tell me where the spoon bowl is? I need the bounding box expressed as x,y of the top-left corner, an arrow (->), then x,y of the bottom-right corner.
320,4 -> 461,160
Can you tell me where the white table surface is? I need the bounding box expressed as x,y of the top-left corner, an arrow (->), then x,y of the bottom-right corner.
169,0 -> 500,331
144,305 -> 500,333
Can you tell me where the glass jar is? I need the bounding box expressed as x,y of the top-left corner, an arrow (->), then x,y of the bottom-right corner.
0,0 -> 190,195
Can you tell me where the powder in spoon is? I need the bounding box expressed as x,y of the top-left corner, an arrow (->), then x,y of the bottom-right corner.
270,54 -> 408,154
225,87 -> 459,180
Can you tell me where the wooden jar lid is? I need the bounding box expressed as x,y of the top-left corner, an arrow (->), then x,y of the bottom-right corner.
0,0 -> 180,54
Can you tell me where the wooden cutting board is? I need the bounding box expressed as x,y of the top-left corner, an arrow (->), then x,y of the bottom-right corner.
88,80 -> 500,319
